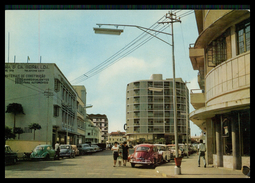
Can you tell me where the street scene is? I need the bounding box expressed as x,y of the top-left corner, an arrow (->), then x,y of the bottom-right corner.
5,6 -> 250,178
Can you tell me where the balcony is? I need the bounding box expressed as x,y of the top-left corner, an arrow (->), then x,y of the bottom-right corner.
190,89 -> 205,109
189,44 -> 204,70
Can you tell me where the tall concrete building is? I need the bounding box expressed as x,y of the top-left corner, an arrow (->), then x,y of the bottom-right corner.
189,10 -> 250,170
125,74 -> 189,145
88,114 -> 109,143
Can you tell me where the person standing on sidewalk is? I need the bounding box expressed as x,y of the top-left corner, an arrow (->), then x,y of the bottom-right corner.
111,142 -> 119,167
197,140 -> 206,168
120,141 -> 129,166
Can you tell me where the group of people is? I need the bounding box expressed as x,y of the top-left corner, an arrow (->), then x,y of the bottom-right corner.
111,141 -> 129,167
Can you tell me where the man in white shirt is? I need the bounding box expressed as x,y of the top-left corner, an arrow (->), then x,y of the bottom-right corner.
197,140 -> 206,168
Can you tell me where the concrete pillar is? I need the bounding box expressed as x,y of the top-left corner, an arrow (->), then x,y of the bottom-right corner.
216,115 -> 223,167
231,111 -> 241,170
206,118 -> 213,165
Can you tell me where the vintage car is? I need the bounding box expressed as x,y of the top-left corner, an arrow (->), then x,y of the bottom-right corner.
91,144 -> 101,152
154,144 -> 171,162
5,145 -> 18,165
167,144 -> 182,159
30,144 -> 55,160
59,144 -> 75,158
77,143 -> 94,155
71,145 -> 79,156
129,144 -> 159,168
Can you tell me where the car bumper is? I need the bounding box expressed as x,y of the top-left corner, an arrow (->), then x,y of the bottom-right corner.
59,153 -> 71,157
130,160 -> 152,164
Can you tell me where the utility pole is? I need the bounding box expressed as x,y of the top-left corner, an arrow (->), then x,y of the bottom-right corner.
158,10 -> 181,175
44,88 -> 54,145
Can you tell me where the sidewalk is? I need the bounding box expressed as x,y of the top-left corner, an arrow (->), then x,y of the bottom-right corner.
155,153 -> 248,178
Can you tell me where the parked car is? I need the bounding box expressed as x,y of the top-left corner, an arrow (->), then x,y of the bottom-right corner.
154,144 -> 171,162
91,144 -> 101,152
71,145 -> 79,156
5,145 -> 18,165
59,145 -> 75,158
167,144 -> 182,159
30,145 -> 55,160
77,144 -> 94,155
129,144 -> 159,168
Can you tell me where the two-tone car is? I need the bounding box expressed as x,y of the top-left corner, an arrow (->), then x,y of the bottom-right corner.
129,144 -> 159,168
154,144 -> 171,163
59,144 -> 75,158
30,145 -> 55,160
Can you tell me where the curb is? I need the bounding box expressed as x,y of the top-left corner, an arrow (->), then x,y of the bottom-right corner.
155,168 -> 177,178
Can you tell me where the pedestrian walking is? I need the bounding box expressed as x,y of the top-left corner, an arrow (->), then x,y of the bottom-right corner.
111,142 -> 119,167
54,141 -> 60,160
197,140 -> 206,168
120,141 -> 129,166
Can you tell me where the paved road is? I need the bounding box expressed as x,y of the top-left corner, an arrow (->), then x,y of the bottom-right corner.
5,149 -> 164,178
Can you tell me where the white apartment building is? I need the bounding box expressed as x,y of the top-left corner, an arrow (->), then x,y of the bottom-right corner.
5,63 -> 82,146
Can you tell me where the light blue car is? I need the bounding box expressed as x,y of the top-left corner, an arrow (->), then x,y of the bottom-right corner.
30,145 -> 55,160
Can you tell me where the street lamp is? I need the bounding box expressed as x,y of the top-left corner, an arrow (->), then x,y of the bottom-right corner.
93,27 -> 123,35
94,11 -> 181,174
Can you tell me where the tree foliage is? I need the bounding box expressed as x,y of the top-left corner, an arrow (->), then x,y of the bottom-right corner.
5,126 -> 16,142
29,123 -> 42,140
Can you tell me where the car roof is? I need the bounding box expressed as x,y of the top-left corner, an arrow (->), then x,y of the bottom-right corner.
154,144 -> 166,146
37,144 -> 51,147
136,144 -> 153,147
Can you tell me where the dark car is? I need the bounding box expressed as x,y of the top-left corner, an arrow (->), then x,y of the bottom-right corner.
59,145 -> 75,158
77,144 -> 94,155
129,144 -> 159,168
5,145 -> 18,165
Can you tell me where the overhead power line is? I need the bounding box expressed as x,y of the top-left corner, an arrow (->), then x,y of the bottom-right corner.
71,10 -> 194,84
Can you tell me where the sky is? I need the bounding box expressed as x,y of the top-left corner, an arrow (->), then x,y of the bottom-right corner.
5,9 -> 202,136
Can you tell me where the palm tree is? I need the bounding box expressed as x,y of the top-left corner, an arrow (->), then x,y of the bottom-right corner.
5,103 -> 25,134
14,127 -> 24,140
29,123 -> 42,140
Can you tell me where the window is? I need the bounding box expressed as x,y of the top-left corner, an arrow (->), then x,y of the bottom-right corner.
206,28 -> 230,67
236,18 -> 250,54
53,105 -> 59,117
54,78 -> 60,92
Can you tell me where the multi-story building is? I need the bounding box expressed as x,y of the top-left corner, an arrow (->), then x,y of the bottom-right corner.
85,115 -> 101,144
189,10 -> 250,170
88,114 -> 109,143
5,63 -> 79,146
73,85 -> 87,144
125,74 -> 190,145
108,131 -> 126,145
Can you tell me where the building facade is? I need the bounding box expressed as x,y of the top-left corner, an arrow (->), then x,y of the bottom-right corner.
125,74 -> 190,145
189,10 -> 250,170
5,63 -> 80,146
108,131 -> 126,145
73,85 -> 87,144
88,114 -> 109,143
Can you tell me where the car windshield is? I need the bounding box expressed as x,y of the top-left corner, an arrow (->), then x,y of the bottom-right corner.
60,145 -> 70,149
33,146 -> 45,152
136,146 -> 150,151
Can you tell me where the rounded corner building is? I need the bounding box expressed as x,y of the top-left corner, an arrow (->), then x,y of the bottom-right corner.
125,74 -> 190,144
